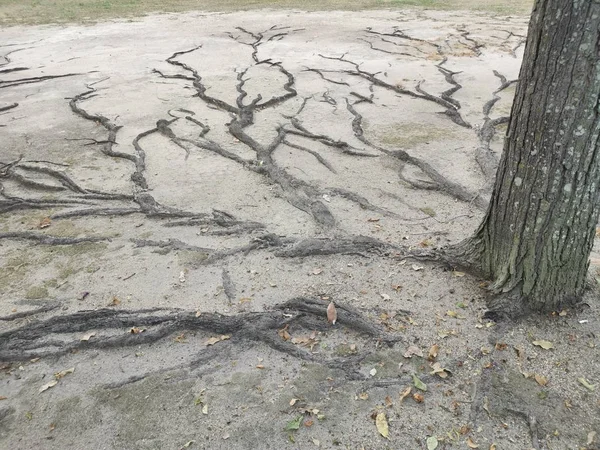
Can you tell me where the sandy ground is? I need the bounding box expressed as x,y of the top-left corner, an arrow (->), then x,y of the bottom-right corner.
0,8 -> 599,450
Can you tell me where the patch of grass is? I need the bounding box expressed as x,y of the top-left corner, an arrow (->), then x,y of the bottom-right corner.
0,0 -> 533,26
370,122 -> 459,149
25,285 -> 49,299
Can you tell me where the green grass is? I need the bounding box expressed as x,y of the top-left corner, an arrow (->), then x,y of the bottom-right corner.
0,0 -> 533,26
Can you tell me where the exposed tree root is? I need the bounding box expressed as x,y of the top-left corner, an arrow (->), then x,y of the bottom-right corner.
0,298 -> 402,381
0,232 -> 108,245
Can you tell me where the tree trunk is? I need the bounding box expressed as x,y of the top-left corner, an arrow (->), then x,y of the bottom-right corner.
460,0 -> 600,313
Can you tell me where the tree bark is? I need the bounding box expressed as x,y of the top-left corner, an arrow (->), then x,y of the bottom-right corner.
458,0 -> 600,313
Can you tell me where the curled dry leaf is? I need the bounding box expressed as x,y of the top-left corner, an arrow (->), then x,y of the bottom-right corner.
278,325 -> 291,341
256,365 -> 265,369
413,393 -> 424,403
327,302 -> 337,325
38,217 -> 51,229
534,374 -> 548,386
430,362 -> 449,379
399,386 -> 412,403
466,437 -> 479,448
205,335 -> 231,346
289,398 -> 299,406
428,344 -> 439,360
304,419 -> 314,427
54,368 -> 74,379
358,392 -> 369,400
39,380 -> 58,393
108,296 -> 121,306
375,412 -> 389,439
129,327 -> 144,334
404,345 -> 424,358
80,332 -> 96,341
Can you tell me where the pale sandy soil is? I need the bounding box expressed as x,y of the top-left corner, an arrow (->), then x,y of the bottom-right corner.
0,8 -> 598,450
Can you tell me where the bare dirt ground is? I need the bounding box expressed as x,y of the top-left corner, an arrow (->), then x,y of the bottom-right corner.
0,6 -> 599,450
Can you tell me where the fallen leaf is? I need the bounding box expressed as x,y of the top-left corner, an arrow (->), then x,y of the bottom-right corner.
285,416 -> 303,431
129,327 -> 144,334
467,437 -> 479,448
290,398 -> 299,406
413,374 -> 427,391
312,268 -> 323,275
380,293 -> 391,301
495,342 -> 507,351
430,362 -> 449,379
312,438 -> 320,447
195,311 -> 202,317
174,333 -> 187,343
490,444 -> 497,450
358,392 -> 369,400
453,271 -> 465,277
446,310 -> 458,318
304,419 -> 314,427
322,194 -> 331,203
532,340 -> 554,350
413,393 -> 424,403
205,335 -> 231,346
39,380 -> 58,393
202,404 -> 208,415
426,436 -> 439,450
578,377 -> 596,391
412,264 -> 424,271
419,239 -> 433,248
54,368 -> 74,379
559,310 -> 568,316
108,296 -> 121,306
404,345 -> 424,358
38,217 -> 51,229
327,302 -> 337,325
384,396 -> 393,407
428,344 -> 439,360
375,412 -> 389,438
399,386 -> 411,403
256,365 -> 265,369
534,374 -> 548,386
182,440 -> 195,448
367,218 -> 380,222
278,325 -> 291,341
80,332 -> 96,341
0,396 -> 7,400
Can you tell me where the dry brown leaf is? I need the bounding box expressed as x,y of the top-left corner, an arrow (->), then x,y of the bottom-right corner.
129,327 -> 144,334
0,396 -> 7,400
39,380 -> 58,393
399,386 -> 412,403
289,398 -> 298,406
375,412 -> 389,438
195,311 -> 202,317
384,396 -> 393,407
495,342 -> 507,351
403,345 -> 423,358
174,333 -> 187,343
327,302 -> 337,325
278,325 -> 291,341
467,437 -> 479,448
413,393 -> 424,403
428,344 -> 439,360
108,296 -> 121,306
304,419 -> 314,427
256,365 -> 265,369
367,218 -> 380,222
430,362 -> 449,379
54,368 -> 74,379
358,392 -> 369,400
534,374 -> 548,386
38,217 -> 51,229
489,443 -> 497,450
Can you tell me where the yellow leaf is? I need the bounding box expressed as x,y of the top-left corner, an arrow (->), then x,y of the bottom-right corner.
532,340 -> 554,350
205,335 -> 231,346
446,310 -> 458,318
490,445 -> 497,450
375,412 -> 389,439
453,271 -> 465,277
467,437 -> 479,448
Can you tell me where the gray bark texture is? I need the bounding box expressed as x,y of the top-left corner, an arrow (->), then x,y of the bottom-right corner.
459,0 -> 600,312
